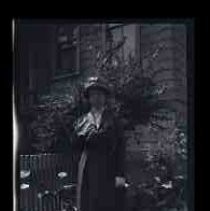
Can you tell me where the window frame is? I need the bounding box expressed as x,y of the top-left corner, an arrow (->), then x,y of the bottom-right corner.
52,25 -> 81,80
106,24 -> 141,63
106,24 -> 128,60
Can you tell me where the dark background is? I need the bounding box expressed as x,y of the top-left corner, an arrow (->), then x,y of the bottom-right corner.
0,13 -> 207,211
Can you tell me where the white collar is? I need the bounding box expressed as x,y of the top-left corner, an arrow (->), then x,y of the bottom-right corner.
88,107 -> 105,129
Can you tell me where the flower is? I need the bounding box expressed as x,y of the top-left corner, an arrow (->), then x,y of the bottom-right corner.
37,193 -> 42,198
96,51 -> 101,59
20,170 -> 31,179
174,175 -> 184,179
179,132 -> 185,138
154,176 -> 161,182
161,181 -> 173,189
20,183 -> 30,190
58,171 -> 68,178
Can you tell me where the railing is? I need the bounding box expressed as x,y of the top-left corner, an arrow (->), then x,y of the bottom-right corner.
19,153 -> 76,211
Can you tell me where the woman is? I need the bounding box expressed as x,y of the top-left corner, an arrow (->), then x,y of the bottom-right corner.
72,77 -> 126,211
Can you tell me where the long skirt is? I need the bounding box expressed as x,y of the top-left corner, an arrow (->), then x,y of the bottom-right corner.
77,151 -> 116,211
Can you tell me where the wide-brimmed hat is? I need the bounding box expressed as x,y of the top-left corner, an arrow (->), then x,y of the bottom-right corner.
83,76 -> 110,98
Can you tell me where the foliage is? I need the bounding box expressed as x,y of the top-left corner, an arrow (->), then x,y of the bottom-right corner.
25,26 -> 188,210
28,33 -> 187,163
125,111 -> 187,211
93,44 -> 163,127
29,93 -> 81,152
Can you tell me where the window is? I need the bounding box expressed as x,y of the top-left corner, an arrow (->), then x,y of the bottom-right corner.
55,24 -> 80,76
106,24 -> 125,59
106,24 -> 139,61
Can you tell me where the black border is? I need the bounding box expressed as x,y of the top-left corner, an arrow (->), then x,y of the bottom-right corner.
186,20 -> 194,211
2,15 -> 208,211
1,17 -> 13,210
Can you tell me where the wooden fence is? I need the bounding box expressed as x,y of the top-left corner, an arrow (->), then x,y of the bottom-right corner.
19,153 -> 75,211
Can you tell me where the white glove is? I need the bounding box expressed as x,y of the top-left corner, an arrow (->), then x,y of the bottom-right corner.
115,176 -> 126,188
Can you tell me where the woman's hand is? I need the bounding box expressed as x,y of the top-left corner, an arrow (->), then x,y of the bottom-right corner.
115,176 -> 126,188
86,124 -> 98,141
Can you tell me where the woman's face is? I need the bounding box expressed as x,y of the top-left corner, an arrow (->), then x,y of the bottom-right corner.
88,88 -> 106,109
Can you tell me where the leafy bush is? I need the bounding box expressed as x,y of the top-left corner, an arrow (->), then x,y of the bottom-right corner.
29,93 -> 81,153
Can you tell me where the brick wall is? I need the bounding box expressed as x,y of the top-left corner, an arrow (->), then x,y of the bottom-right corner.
49,25 -> 104,97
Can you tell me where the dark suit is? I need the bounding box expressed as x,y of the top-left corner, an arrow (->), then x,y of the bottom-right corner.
71,108 -> 125,211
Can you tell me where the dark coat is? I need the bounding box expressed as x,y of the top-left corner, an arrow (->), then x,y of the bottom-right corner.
71,108 -> 125,211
